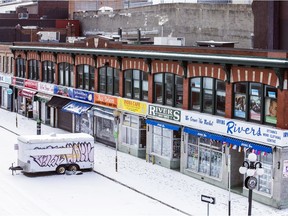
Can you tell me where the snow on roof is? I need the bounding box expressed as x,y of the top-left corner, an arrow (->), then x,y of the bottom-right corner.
98,6 -> 113,13
17,132 -> 94,144
0,0 -> 36,13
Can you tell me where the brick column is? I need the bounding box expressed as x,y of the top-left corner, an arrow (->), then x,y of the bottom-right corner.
182,78 -> 189,110
225,83 -> 233,119
276,89 -> 288,129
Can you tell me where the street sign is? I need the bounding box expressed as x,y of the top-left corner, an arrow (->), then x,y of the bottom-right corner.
7,88 -> 13,95
201,195 -> 216,204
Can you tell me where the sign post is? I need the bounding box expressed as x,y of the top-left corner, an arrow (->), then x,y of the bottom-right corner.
201,195 -> 216,216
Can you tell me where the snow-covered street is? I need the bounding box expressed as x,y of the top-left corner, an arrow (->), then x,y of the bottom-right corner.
0,108 -> 287,216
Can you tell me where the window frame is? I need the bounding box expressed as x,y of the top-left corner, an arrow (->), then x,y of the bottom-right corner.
28,59 -> 39,80
76,64 -> 95,91
124,69 -> 148,101
189,77 -> 226,115
186,133 -> 223,179
233,82 -> 277,125
42,61 -> 55,83
98,66 -> 119,96
58,62 -> 74,87
16,58 -> 26,78
153,72 -> 183,107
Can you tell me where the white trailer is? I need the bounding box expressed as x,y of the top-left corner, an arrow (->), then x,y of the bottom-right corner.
11,133 -> 94,174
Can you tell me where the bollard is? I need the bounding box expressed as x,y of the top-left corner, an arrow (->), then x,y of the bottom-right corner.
36,119 -> 41,135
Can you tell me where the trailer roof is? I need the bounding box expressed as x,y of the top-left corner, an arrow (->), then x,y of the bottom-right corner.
17,133 -> 94,144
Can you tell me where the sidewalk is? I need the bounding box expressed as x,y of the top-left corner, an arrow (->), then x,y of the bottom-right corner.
0,108 -> 286,216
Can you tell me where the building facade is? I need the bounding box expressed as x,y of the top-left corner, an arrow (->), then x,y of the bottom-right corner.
2,38 -> 288,209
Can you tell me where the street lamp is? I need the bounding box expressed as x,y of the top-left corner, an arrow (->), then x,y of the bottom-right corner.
113,109 -> 121,172
239,152 -> 264,216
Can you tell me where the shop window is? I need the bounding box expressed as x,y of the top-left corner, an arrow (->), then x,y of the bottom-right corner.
59,62 -> 74,87
98,66 -> 119,96
75,112 -> 93,135
190,77 -> 225,115
16,58 -> 26,78
122,114 -> 139,148
187,134 -> 223,179
264,86 -> 277,124
124,69 -> 148,101
28,59 -> 39,80
122,115 -> 146,148
96,116 -> 114,143
76,64 -> 94,91
42,61 -> 55,83
245,149 -> 273,195
151,126 -> 181,159
234,82 -> 277,125
154,73 -> 183,107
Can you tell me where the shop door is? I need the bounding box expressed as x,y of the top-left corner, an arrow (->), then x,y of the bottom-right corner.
230,150 -> 244,192
58,109 -> 73,132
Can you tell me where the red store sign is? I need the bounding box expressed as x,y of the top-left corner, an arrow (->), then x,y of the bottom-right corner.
24,79 -> 38,90
18,89 -> 36,100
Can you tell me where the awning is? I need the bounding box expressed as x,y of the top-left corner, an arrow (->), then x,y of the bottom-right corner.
224,137 -> 272,153
62,101 -> 92,115
183,127 -> 224,142
183,127 -> 272,153
146,119 -> 180,131
47,96 -> 70,108
93,107 -> 114,120
18,89 -> 36,100
35,92 -> 53,102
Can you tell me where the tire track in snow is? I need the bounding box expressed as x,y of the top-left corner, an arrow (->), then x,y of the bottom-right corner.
93,170 -> 192,216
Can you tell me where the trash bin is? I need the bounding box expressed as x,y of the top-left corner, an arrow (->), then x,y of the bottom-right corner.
28,110 -> 33,118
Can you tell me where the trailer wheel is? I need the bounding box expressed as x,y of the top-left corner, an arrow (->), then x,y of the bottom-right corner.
68,164 -> 79,172
56,165 -> 66,174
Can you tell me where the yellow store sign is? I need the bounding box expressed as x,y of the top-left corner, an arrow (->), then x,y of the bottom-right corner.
118,98 -> 147,115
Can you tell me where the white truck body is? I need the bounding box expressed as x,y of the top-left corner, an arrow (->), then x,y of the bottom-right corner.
15,133 -> 94,174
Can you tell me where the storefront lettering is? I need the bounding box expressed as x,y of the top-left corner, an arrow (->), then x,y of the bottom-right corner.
149,105 -> 180,121
13,77 -> 24,86
184,115 -> 213,126
24,80 -> 38,90
199,118 -> 213,126
185,115 -> 198,123
226,121 -> 262,136
124,100 -> 140,108
38,83 -> 54,93
97,94 -> 115,104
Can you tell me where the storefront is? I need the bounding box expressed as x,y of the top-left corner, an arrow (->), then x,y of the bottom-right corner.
37,82 -> 55,125
34,92 -> 53,124
0,84 -> 12,110
119,113 -> 146,158
17,88 -> 36,118
117,98 -> 148,159
93,106 -> 115,146
180,109 -> 288,208
46,96 -> 71,131
183,127 -> 224,180
146,119 -> 181,169
0,74 -> 12,110
146,104 -> 182,169
61,100 -> 92,134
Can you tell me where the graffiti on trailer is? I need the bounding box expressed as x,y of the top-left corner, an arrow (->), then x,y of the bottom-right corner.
31,142 -> 94,168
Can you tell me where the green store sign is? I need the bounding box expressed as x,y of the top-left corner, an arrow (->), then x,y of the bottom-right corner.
148,105 -> 181,122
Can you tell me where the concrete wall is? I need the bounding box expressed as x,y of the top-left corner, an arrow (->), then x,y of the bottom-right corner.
74,3 -> 253,48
